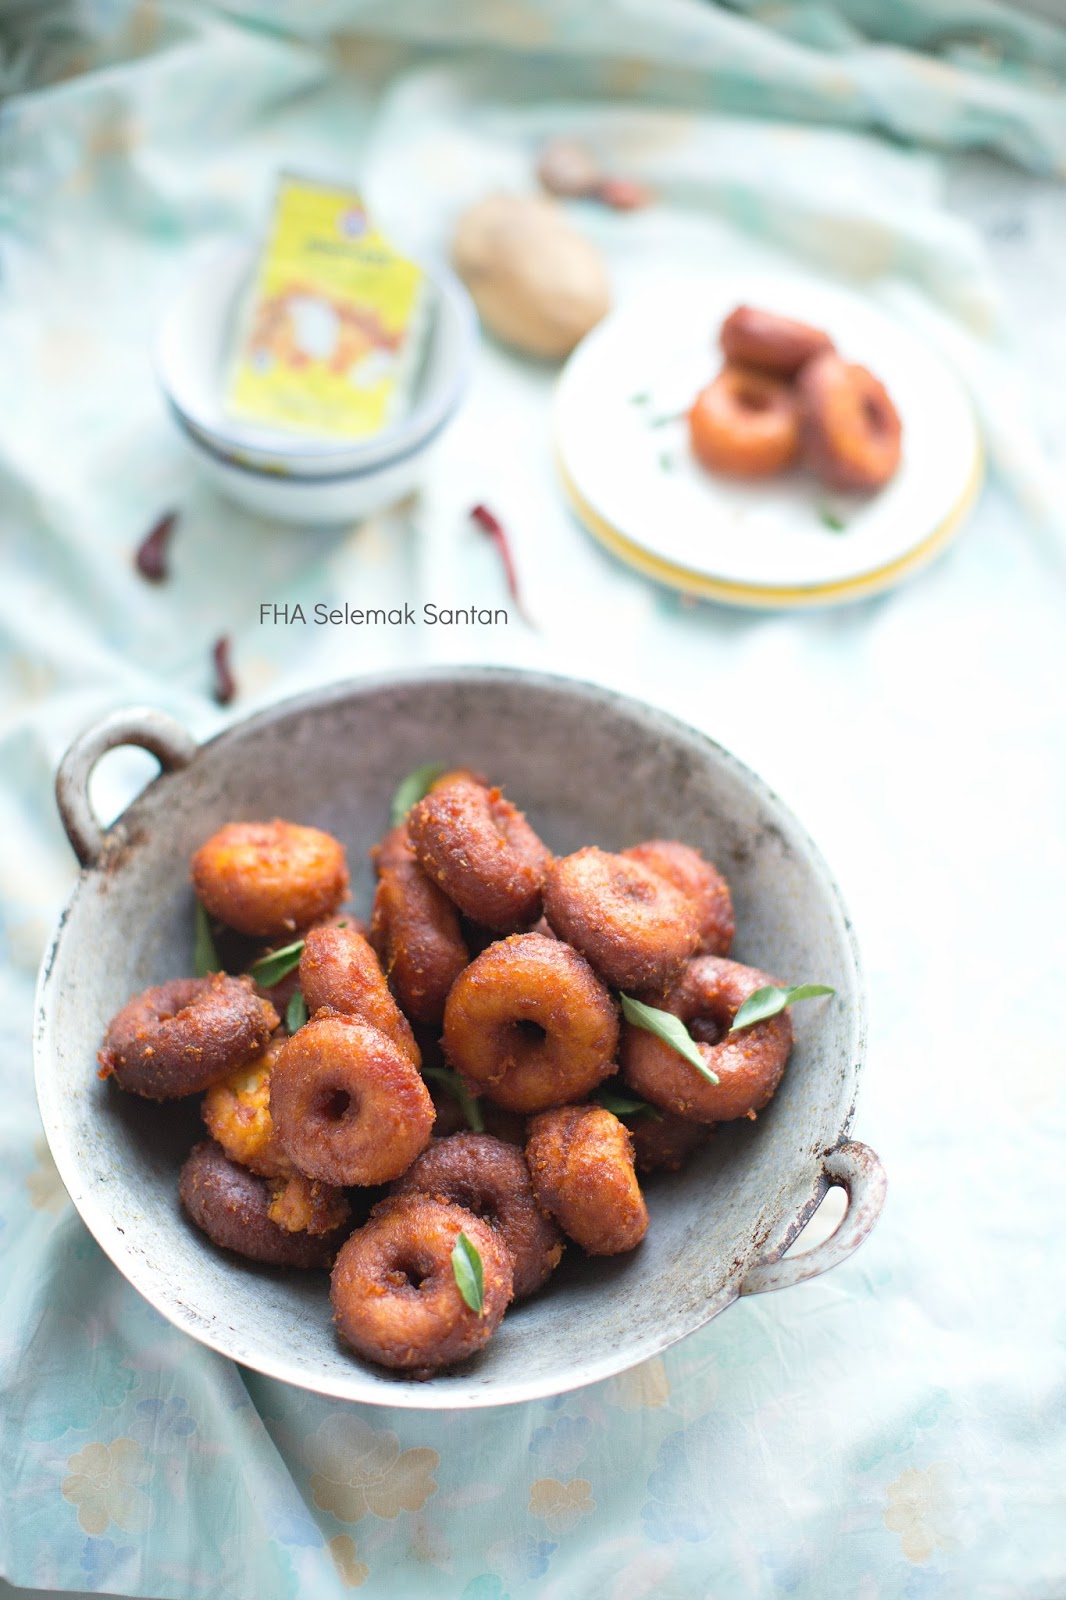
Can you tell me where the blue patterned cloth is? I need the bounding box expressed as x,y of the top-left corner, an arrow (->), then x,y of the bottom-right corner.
2,5 -> 1066,1596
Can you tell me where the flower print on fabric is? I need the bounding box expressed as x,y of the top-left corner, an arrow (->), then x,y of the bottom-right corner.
608,1356 -> 670,1410
26,1136 -> 68,1213
528,1413 -> 591,1475
328,1534 -> 369,1588
61,1438 -> 152,1536
642,1413 -> 740,1544
307,1412 -> 438,1524
884,1463 -> 957,1563
528,1477 -> 594,1535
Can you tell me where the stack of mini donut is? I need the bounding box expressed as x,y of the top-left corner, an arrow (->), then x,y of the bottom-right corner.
688,304 -> 902,492
97,769 -> 798,1379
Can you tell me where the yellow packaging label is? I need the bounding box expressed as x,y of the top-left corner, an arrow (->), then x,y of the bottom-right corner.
226,177 -> 426,440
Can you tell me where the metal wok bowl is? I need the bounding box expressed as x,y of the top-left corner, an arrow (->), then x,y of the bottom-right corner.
36,667 -> 885,1408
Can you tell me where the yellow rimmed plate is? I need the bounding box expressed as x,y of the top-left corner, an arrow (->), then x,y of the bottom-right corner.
555,273 -> 983,608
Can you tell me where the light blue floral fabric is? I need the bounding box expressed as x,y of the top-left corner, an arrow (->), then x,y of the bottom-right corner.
2,5 -> 1065,1597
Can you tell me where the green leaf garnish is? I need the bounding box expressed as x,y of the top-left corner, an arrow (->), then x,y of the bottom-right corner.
423,1067 -> 485,1133
649,409 -> 686,428
620,994 -> 719,1085
595,1088 -> 664,1121
628,390 -> 651,406
285,990 -> 309,1032
819,505 -> 846,532
451,1230 -> 485,1315
248,938 -> 304,988
729,983 -> 835,1034
390,763 -> 446,826
659,453 -> 675,473
193,902 -> 219,977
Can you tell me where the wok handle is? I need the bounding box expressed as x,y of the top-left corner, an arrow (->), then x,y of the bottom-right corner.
56,708 -> 197,867
739,1140 -> 886,1297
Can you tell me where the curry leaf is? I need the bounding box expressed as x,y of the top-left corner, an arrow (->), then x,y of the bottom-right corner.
819,505 -> 846,532
390,763 -> 445,826
422,1067 -> 486,1133
595,1088 -> 664,1121
248,939 -> 304,988
451,1231 -> 485,1315
620,994 -> 719,1085
193,902 -> 219,977
285,990 -> 309,1032
729,983 -> 835,1034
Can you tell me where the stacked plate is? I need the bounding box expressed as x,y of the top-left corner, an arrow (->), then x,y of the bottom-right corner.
156,245 -> 477,523
555,274 -> 982,608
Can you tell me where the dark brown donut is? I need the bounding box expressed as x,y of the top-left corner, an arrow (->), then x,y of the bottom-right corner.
330,1195 -> 513,1376
408,777 -> 550,932
720,305 -> 834,378
689,366 -> 800,478
191,819 -> 349,938
391,1133 -> 563,1298
178,1141 -> 348,1268
442,932 -> 619,1113
797,352 -> 902,491
625,1110 -> 711,1174
526,1105 -> 648,1256
620,954 -> 793,1123
299,923 -> 420,1067
543,847 -> 699,993
98,975 -> 279,1100
269,1014 -> 434,1186
621,840 -> 734,956
369,824 -> 469,1026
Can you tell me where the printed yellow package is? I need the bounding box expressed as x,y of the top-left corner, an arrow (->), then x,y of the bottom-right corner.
226,177 -> 428,440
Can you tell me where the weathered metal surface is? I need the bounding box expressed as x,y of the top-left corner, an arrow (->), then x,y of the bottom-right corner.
38,667 -> 882,1409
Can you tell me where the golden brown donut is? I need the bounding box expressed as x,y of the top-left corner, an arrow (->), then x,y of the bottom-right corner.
720,305 -> 834,378
330,1195 -> 513,1376
201,1037 -> 292,1176
179,1141 -> 348,1268
442,932 -> 619,1113
689,366 -> 801,478
625,1110 -> 710,1174
797,352 -> 902,491
526,1105 -> 648,1256
191,819 -> 349,939
298,923 -> 420,1068
369,824 -> 469,1026
269,1014 -> 434,1186
391,1133 -> 564,1298
621,840 -> 735,957
543,847 -> 699,993
98,975 -> 278,1100
620,954 -> 793,1123
408,777 -> 550,932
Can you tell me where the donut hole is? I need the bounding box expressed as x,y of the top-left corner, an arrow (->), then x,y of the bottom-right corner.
513,1019 -> 548,1047
387,1257 -> 431,1293
689,1015 -> 725,1047
862,392 -> 889,435
736,384 -> 771,413
317,1086 -> 354,1123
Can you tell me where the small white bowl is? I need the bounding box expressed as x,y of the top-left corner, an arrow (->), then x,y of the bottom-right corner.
156,243 -> 477,522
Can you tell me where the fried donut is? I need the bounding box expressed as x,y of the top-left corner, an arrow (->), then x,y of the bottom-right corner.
98,975 -> 278,1100
720,305 -> 834,378
392,1134 -> 564,1298
797,352 -> 902,492
369,824 -> 469,1026
266,1171 -> 351,1237
269,1014 -> 434,1186
689,366 -> 800,478
191,819 -> 349,939
202,1037 -> 292,1176
625,1110 -> 710,1174
620,954 -> 793,1123
330,1195 -> 512,1376
299,923 -> 420,1068
408,777 -> 550,932
526,1106 -> 648,1256
179,1141 -> 348,1268
543,847 -> 699,993
442,933 -> 619,1113
622,840 -> 735,956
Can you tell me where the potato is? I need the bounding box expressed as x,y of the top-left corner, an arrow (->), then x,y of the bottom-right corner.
451,194 -> 610,360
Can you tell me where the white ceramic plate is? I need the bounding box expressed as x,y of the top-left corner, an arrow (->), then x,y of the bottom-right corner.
555,273 -> 982,599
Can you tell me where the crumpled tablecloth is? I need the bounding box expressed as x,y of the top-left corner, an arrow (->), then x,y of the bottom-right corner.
2,4 -> 1065,1597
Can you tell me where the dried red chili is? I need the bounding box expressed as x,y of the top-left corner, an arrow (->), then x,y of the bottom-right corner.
211,636 -> 237,706
469,504 -> 535,628
596,177 -> 653,212
135,510 -> 178,582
